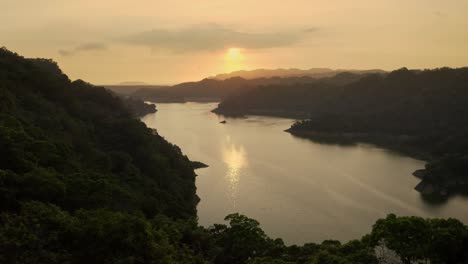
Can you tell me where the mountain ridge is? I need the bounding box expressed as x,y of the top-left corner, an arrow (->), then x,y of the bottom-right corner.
115,71 -> 378,103
210,68 -> 387,80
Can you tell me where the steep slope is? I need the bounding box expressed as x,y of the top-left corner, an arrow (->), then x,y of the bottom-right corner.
0,47 -> 207,263
0,48 -> 198,218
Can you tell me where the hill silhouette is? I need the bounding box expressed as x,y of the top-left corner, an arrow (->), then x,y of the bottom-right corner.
119,71 -> 375,103
211,68 -> 386,80
106,84 -> 169,95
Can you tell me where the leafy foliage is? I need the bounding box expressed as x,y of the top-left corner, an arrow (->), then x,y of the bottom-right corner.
370,214 -> 468,264
0,202 -> 208,264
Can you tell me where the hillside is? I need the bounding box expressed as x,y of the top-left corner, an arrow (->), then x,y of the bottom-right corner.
0,47 -> 201,217
0,48 -> 203,262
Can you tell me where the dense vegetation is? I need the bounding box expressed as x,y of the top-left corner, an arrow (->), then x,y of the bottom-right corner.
0,48 -> 198,219
215,68 -> 468,198
0,47 -> 200,262
1,48 -> 467,263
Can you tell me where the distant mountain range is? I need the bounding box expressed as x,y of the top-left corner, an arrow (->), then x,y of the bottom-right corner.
106,84 -> 169,95
106,68 -> 385,102
210,68 -> 386,80
118,81 -> 149,85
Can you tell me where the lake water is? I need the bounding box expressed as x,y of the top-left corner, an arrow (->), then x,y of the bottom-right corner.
141,102 -> 468,245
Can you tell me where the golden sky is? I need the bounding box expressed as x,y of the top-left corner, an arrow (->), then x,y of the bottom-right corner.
1,0 -> 468,84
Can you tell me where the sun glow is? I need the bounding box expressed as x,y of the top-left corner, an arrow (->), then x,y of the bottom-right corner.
224,48 -> 245,72
226,48 -> 242,60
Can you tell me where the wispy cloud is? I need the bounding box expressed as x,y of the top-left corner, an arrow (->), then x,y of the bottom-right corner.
120,24 -> 314,53
59,42 -> 107,56
433,11 -> 447,18
303,27 -> 318,33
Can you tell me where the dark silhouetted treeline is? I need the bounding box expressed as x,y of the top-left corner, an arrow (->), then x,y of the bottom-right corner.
1,48 -> 467,263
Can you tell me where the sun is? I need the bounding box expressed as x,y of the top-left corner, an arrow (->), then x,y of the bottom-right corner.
224,48 -> 245,72
226,48 -> 242,60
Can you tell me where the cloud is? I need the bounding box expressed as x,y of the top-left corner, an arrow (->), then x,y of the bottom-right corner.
434,11 -> 447,18
120,24 -> 313,53
58,49 -> 73,56
59,42 -> 107,56
303,27 -> 318,33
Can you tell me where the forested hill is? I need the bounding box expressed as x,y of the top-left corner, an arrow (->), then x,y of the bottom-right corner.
215,67 -> 468,198
0,48 -> 198,218
214,67 -> 468,119
0,48 -> 202,261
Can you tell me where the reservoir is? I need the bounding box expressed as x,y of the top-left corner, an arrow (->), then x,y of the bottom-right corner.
141,102 -> 468,245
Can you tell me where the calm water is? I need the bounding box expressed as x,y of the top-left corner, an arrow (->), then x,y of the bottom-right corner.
141,102 -> 468,245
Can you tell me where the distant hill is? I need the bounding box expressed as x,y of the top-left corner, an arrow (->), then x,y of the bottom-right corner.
125,71 -> 376,103
105,84 -> 169,95
118,81 -> 149,85
211,68 -> 386,80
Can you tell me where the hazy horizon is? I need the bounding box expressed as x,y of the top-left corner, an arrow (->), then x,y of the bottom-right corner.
104,67 -> 387,86
2,0 -> 468,84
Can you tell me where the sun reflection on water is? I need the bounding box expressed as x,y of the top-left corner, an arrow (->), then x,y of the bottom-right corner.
222,136 -> 248,209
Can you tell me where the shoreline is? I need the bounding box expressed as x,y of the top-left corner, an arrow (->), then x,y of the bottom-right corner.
211,106 -> 466,200
285,128 -> 468,200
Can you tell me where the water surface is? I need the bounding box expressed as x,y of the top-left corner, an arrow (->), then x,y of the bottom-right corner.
141,102 -> 468,245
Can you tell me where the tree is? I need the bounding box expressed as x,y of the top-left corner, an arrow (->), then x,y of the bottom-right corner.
211,213 -> 272,264
370,214 -> 468,264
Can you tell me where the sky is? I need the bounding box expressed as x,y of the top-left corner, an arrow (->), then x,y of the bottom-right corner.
1,0 -> 468,84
